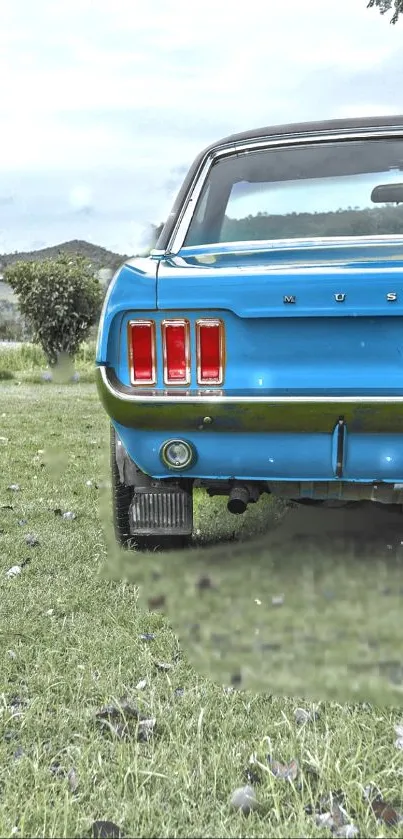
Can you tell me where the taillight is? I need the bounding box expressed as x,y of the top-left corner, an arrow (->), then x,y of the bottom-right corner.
128,320 -> 156,385
162,319 -> 190,385
196,319 -> 224,384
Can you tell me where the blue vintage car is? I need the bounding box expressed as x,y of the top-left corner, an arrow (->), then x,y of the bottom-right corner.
96,115 -> 403,550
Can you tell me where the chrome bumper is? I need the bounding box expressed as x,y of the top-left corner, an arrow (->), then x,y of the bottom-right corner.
96,365 -> 403,433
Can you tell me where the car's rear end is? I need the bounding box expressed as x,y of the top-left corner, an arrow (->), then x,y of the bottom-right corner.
96,115 -> 403,547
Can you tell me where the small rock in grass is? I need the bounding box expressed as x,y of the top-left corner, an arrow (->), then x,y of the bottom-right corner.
333,826 -> 359,839
9,695 -> 28,710
137,717 -> 156,742
139,633 -> 155,641
272,594 -> 284,606
294,706 -> 320,725
394,723 -> 403,749
20,557 -> 31,569
371,798 -> 402,826
101,721 -> 130,740
174,687 -> 184,697
315,812 -> 336,830
294,708 -> 311,725
230,784 -> 258,815
17,520 -> 27,527
7,650 -> 17,659
62,511 -> 76,520
268,756 -> 299,781
135,678 -> 147,690
154,661 -> 173,672
50,761 -> 66,777
25,534 -> 39,547
91,821 -> 123,839
7,484 -> 20,492
6,565 -> 22,578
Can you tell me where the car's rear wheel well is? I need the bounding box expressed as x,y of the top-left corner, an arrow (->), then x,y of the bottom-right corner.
110,424 -> 193,550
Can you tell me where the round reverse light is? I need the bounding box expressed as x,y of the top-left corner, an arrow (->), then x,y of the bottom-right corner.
160,439 -> 195,469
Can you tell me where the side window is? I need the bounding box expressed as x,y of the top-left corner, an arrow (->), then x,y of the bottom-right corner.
184,182 -> 211,245
195,182 -> 210,223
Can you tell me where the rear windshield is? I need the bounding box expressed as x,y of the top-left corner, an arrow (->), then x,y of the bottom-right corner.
183,138 -> 403,246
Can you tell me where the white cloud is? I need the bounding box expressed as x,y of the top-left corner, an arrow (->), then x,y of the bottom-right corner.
0,0 -> 402,252
69,186 -> 93,212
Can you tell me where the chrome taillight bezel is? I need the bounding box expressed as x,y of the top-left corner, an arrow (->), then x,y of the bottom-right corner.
127,319 -> 157,386
161,318 -> 191,386
196,318 -> 225,385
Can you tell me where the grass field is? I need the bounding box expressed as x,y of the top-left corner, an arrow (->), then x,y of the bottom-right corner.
2,377 -> 403,837
0,342 -> 96,383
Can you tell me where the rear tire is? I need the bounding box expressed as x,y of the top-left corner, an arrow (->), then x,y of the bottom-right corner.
110,425 -> 192,551
110,424 -> 134,548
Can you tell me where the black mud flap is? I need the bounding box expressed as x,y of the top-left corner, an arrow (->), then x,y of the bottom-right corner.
129,484 -> 193,536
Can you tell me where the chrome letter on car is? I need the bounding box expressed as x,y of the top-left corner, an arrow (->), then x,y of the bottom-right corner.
387,292 -> 397,302
283,295 -> 296,304
335,293 -> 346,302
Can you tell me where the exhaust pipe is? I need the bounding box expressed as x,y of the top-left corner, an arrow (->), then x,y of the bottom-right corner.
227,484 -> 251,515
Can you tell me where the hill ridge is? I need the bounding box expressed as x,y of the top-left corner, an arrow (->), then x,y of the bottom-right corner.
0,239 -> 128,272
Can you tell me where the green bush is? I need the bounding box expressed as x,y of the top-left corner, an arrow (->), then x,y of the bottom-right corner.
4,254 -> 103,367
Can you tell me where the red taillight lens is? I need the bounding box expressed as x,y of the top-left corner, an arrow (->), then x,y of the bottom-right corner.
128,320 -> 156,384
196,319 -> 224,384
162,320 -> 190,385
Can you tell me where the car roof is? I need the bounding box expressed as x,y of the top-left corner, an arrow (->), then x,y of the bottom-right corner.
156,115 -> 403,252
201,114 -> 403,153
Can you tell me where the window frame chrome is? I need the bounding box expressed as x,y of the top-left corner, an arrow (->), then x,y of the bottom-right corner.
165,126 -> 403,256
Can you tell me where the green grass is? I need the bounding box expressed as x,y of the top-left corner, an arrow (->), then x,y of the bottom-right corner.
0,341 -> 96,384
1,382 -> 403,837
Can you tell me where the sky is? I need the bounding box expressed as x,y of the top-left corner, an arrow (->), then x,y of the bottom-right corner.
0,0 -> 402,256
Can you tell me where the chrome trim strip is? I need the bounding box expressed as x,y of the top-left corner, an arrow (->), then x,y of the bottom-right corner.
168,127 -> 403,254
183,234 -> 403,254
99,365 -> 403,405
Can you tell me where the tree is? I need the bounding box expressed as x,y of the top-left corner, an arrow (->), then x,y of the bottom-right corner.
367,0 -> 403,23
4,253 -> 103,374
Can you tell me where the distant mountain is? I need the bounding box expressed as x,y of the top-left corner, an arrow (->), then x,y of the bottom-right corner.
0,239 -> 129,272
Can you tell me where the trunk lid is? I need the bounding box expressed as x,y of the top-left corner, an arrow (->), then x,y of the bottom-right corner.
156,238 -> 403,481
156,238 -> 403,395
